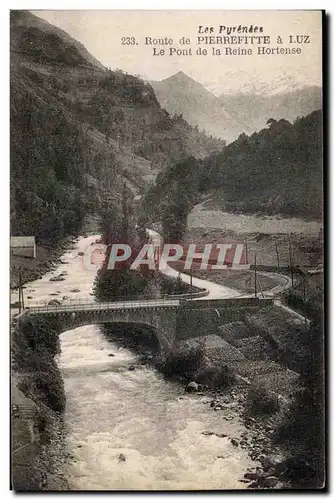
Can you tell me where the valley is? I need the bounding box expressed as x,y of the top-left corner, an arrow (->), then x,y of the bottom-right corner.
10,9 -> 324,493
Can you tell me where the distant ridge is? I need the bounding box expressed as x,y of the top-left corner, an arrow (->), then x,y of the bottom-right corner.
151,71 -> 322,142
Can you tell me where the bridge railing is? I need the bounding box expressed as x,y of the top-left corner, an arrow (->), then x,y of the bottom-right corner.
25,297 -> 182,313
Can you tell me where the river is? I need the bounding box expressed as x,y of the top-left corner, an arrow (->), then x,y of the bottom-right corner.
12,235 -> 255,490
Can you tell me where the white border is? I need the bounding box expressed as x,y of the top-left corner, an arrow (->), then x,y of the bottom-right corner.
1,1 -> 331,499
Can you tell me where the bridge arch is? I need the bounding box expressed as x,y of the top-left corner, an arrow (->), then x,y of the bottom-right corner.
24,306 -> 178,352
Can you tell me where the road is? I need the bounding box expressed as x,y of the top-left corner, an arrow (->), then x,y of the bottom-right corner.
146,229 -> 309,325
147,229 -> 241,299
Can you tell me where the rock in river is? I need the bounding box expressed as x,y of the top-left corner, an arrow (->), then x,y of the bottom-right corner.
185,381 -> 199,393
50,276 -> 65,282
48,299 -> 61,306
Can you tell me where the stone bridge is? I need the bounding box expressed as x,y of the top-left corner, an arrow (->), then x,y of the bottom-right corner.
20,297 -> 274,351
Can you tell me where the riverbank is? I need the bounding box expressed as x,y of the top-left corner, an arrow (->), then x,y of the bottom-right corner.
11,315 -> 69,490
11,236 -> 77,290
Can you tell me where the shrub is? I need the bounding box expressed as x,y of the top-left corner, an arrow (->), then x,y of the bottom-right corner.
12,317 -> 65,413
247,385 -> 280,415
155,344 -> 204,379
195,365 -> 236,389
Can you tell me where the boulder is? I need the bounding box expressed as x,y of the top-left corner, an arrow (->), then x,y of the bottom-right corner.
273,482 -> 284,489
128,365 -> 135,371
49,276 -> 65,282
48,299 -> 61,306
117,453 -> 126,462
230,438 -> 239,447
197,383 -> 209,391
70,289 -> 81,293
263,476 -> 279,488
244,472 -> 259,481
185,381 -> 198,393
261,455 -> 283,471
108,353 -> 115,357
255,467 -> 264,477
78,252 -> 84,256
62,296 -> 69,300
247,482 -> 259,489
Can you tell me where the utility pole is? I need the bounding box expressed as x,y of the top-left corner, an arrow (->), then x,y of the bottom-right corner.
18,270 -> 24,313
275,243 -> 280,273
303,279 -> 308,330
288,241 -> 294,287
245,241 -> 249,265
254,253 -> 257,298
257,273 -> 265,298
18,270 -> 21,314
190,271 -> 193,298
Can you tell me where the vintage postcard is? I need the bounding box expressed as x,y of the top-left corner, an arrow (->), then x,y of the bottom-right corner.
10,10 -> 324,491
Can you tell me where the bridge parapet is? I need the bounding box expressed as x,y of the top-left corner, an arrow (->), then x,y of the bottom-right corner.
27,298 -> 181,314
180,297 -> 273,308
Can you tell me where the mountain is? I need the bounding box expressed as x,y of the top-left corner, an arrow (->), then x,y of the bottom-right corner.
10,11 -> 224,243
219,86 -> 322,136
151,71 -> 322,143
151,72 -> 242,143
10,10 -> 104,70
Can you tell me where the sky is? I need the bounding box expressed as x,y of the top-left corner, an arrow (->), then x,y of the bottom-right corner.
31,10 -> 322,95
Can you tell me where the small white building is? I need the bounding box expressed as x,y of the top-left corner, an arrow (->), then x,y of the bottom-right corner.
10,236 -> 36,259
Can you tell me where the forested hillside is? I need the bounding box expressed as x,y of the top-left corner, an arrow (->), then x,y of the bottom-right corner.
143,111 -> 323,229
201,112 -> 323,219
10,11 -> 224,244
